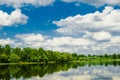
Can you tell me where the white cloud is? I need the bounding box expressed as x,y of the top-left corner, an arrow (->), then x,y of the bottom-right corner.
110,36 -> 120,44
1,0 -> 120,8
53,6 -> 120,35
0,0 -> 55,8
46,37 -> 92,47
15,34 -> 45,47
0,9 -> 28,27
14,33 -> 94,53
52,6 -> 120,53
84,31 -> 120,51
0,38 -> 14,45
62,0 -> 120,7
16,33 -> 44,42
0,33 -> 119,54
84,31 -> 112,41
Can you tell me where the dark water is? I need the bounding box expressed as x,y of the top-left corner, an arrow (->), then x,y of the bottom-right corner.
0,61 -> 120,80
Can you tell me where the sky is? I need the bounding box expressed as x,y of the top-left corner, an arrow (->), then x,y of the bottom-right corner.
0,0 -> 120,54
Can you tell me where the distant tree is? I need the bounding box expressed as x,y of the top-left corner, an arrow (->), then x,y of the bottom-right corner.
38,48 -> 48,62
113,54 -> 117,59
0,45 -> 2,54
0,54 -> 8,63
21,47 -> 31,62
4,44 -> 11,55
12,47 -> 21,55
104,54 -> 108,58
88,54 -> 91,57
118,54 -> 120,59
9,53 -> 20,62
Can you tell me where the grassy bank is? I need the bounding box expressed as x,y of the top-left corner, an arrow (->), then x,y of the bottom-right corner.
1,59 -> 120,65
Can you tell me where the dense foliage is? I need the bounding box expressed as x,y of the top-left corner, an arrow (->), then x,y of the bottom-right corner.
0,45 -> 120,63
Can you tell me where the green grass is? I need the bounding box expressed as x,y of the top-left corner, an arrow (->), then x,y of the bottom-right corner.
1,59 -> 120,65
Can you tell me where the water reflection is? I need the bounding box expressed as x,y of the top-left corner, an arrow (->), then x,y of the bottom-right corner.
0,61 -> 120,80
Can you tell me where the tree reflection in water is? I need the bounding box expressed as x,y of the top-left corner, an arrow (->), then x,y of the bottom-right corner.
0,61 -> 120,80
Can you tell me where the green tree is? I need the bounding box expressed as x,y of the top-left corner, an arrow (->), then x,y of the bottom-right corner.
0,54 -> 8,63
113,54 -> 117,59
21,47 -> 31,62
4,44 -> 11,55
9,53 -> 20,62
0,45 -> 3,54
12,47 -> 21,55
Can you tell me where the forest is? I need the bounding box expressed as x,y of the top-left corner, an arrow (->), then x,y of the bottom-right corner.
0,44 -> 120,63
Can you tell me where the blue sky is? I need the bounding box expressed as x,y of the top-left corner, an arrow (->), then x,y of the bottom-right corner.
0,0 -> 120,54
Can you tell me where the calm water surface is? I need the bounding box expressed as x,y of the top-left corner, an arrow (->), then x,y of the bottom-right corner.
0,61 -> 120,80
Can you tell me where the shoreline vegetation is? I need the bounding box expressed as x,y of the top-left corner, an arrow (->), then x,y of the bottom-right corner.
1,59 -> 120,65
0,45 -> 120,64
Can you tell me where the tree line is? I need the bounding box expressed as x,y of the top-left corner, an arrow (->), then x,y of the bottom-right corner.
0,44 -> 120,63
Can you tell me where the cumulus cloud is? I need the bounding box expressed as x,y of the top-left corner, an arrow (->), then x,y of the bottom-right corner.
0,33 -> 119,54
1,0 -> 120,8
83,31 -> 120,51
0,38 -> 14,45
52,6 -> 120,53
0,9 -> 28,27
53,6 -> 120,35
14,33 -> 94,53
15,34 -> 45,47
46,37 -> 93,47
16,34 -> 44,42
84,31 -> 112,41
110,36 -> 120,44
62,0 -> 120,7
0,0 -> 55,8
15,33 -> 120,53
92,31 -> 111,41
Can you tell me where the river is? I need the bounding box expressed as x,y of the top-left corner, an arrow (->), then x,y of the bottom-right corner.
0,61 -> 120,80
